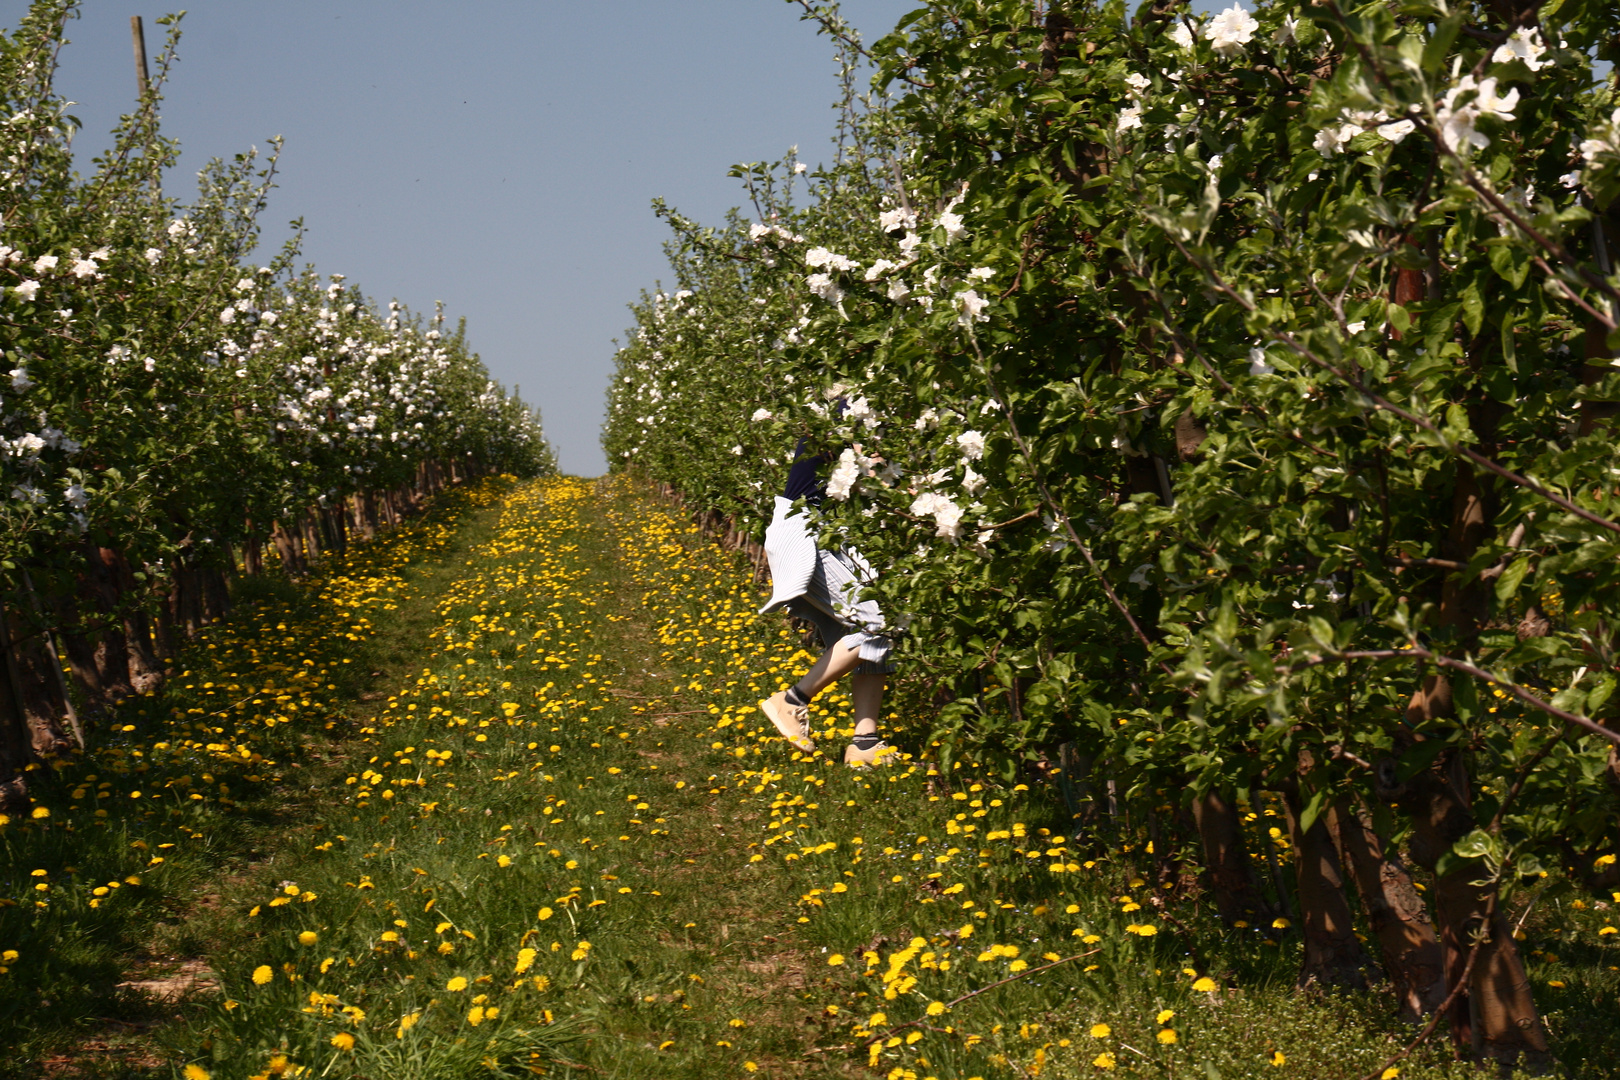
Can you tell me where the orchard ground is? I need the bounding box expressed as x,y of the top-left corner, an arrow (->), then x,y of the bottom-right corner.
2,476 -> 1616,1080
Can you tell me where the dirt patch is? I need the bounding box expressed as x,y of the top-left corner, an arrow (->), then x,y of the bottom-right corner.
117,958 -> 217,1003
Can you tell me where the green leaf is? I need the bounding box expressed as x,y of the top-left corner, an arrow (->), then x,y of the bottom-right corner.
1495,555 -> 1530,603
1298,786 -> 1332,836
1422,12 -> 1464,74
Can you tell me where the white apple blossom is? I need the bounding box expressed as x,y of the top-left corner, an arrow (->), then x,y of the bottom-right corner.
12,279 -> 40,301
887,280 -> 912,303
1124,72 -> 1150,96
1579,108 -> 1620,165
879,207 -> 917,233
865,259 -> 899,281
825,448 -> 862,500
1437,75 -> 1518,153
1378,118 -> 1416,143
1273,16 -> 1298,44
1204,5 -> 1258,56
806,273 -> 845,304
751,408 -> 773,422
910,490 -> 964,540
70,257 -> 98,279
1248,348 -> 1275,376
956,289 -> 990,326
805,246 -> 858,272
64,483 -> 87,510
937,210 -> 967,241
1170,20 -> 1196,49
962,464 -> 986,495
1346,320 -> 1367,335
846,396 -> 879,430
1313,122 -> 1358,157
10,367 -> 33,391
1492,27 -> 1547,71
956,430 -> 986,460
1118,104 -> 1144,132
968,266 -> 996,281
31,254 -> 57,274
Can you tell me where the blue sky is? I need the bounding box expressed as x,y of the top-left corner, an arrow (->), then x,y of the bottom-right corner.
26,0 -> 919,475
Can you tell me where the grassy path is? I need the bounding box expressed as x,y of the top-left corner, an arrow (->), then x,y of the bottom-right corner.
6,477 -> 1616,1079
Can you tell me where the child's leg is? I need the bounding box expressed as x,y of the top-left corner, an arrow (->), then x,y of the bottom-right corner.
788,640 -> 864,703
851,672 -> 885,736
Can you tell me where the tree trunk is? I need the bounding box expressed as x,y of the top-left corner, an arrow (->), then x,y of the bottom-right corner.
100,548 -> 163,692
301,511 -> 322,563
243,522 -> 264,576
1327,796 -> 1447,1021
1281,778 -> 1373,990
0,603 -> 76,760
81,544 -> 135,700
50,591 -> 106,711
0,651 -> 35,811
201,563 -> 231,623
271,521 -> 305,576
1192,787 -> 1272,926
326,504 -> 348,556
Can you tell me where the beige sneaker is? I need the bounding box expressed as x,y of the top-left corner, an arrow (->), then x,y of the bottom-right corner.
843,740 -> 897,767
759,693 -> 814,752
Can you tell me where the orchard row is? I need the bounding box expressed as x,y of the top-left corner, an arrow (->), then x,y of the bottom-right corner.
602,0 -> 1620,1069
0,4 -> 553,807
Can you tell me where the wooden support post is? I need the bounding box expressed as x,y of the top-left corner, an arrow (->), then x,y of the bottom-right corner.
130,16 -> 151,98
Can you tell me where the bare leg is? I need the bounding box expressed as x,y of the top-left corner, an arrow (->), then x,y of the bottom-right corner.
851,672 -> 885,736
796,641 -> 864,698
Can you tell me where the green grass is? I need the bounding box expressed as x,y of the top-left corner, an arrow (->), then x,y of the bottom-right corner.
4,475 -> 1616,1079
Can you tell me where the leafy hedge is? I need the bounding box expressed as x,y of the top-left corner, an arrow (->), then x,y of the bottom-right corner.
603,0 -> 1620,1066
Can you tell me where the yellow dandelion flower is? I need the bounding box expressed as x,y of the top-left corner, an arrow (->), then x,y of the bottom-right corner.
1093,1051 -> 1116,1069
1193,977 -> 1217,992
183,1065 -> 211,1080
1156,1009 -> 1175,1025
331,1032 -> 355,1050
1271,1050 -> 1286,1066
446,976 -> 468,991
1090,1023 -> 1111,1038
297,931 -> 317,946
826,953 -> 845,966
251,965 -> 273,985
1157,1028 -> 1177,1045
